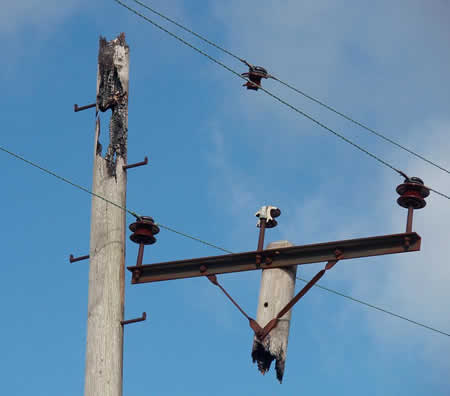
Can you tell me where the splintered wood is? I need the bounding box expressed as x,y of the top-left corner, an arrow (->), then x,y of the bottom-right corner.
252,241 -> 296,383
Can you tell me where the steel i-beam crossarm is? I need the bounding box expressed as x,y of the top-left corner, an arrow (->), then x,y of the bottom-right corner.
127,232 -> 421,284
127,176 -> 429,284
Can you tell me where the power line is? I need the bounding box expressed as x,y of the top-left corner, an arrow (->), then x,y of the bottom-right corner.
111,1 -> 398,174
297,276 -> 450,337
130,0 -> 243,63
112,0 -> 450,202
157,224 -> 232,254
427,186 -> 450,200
0,144 -> 140,218
128,0 -> 450,176
3,2 -> 448,337
271,78 -> 450,175
109,1 -> 450,336
0,144 -> 230,250
1,143 -> 448,338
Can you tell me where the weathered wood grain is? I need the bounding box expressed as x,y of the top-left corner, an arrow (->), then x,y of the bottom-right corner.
85,34 -> 129,396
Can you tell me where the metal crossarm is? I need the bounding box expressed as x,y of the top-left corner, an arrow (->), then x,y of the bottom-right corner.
127,232 -> 421,284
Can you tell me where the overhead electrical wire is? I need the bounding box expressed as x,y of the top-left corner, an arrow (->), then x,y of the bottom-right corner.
112,0 -> 450,201
1,143 -> 448,337
157,223 -> 231,253
0,144 -> 229,252
297,276 -> 450,337
127,0 -> 450,176
107,0 -> 450,337
0,145 -> 139,218
112,0 -> 401,174
270,77 -> 450,175
2,1 -> 448,339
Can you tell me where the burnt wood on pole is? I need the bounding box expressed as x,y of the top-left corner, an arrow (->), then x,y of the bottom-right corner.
252,240 -> 296,383
84,33 -> 129,396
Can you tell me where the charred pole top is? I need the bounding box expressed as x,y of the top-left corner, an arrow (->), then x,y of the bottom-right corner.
97,33 -> 129,176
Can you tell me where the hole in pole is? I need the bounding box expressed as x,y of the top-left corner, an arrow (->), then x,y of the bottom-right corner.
264,302 -> 269,308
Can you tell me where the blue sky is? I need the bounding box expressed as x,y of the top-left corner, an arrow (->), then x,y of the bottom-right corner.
1,1 -> 449,395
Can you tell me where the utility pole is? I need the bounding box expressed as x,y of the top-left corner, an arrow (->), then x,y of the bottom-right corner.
67,31 -> 432,388
84,33 -> 129,396
252,240 -> 296,383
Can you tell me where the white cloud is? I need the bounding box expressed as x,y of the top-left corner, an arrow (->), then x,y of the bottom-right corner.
0,0 -> 85,35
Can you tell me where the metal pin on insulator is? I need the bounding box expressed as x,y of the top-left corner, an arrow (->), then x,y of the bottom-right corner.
396,177 -> 429,233
255,206 -> 281,266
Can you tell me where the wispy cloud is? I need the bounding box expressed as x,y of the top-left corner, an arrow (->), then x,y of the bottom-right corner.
207,126 -> 258,217
0,0 -> 85,35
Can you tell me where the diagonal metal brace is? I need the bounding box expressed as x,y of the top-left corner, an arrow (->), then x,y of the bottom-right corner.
206,274 -> 264,337
257,250 -> 344,341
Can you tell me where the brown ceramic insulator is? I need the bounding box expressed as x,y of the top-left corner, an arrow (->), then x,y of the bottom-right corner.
396,177 -> 430,209
129,216 -> 160,245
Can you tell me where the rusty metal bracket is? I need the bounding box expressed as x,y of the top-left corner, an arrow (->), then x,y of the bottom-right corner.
396,177 -> 429,234
255,219 -> 266,267
74,103 -> 96,112
132,268 -> 143,284
121,312 -> 147,326
200,249 -> 355,341
206,274 -> 251,320
255,206 -> 280,266
205,274 -> 263,337
69,254 -> 90,263
257,250 -> 344,341
123,156 -> 148,170
127,232 -> 421,284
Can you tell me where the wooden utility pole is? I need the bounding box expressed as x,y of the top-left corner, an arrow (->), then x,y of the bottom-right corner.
252,240 -> 296,383
85,33 -> 129,396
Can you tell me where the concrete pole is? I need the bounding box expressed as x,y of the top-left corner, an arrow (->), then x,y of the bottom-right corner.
85,34 -> 129,396
252,240 -> 297,383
